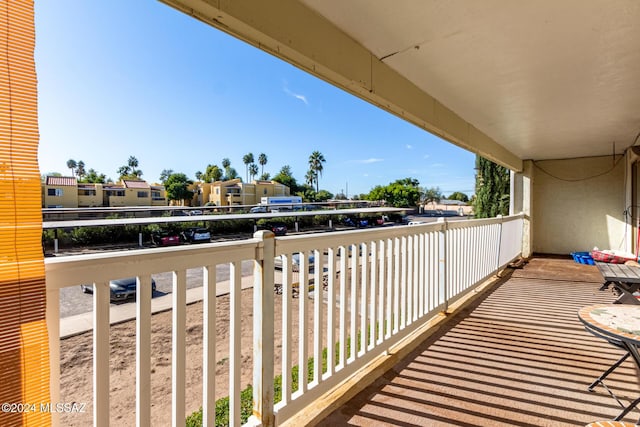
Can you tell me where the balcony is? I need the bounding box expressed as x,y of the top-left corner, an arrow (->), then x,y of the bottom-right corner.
44,214 -> 638,426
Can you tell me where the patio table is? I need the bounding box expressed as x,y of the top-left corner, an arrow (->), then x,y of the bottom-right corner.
579,304 -> 640,422
595,262 -> 640,305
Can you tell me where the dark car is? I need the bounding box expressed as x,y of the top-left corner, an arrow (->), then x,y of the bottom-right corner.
181,227 -> 211,243
151,231 -> 181,246
268,222 -> 287,236
81,277 -> 157,302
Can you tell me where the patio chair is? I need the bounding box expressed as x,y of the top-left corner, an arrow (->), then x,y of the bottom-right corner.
584,325 -> 633,410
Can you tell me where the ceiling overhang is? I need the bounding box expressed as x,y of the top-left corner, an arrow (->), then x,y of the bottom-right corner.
159,0 -> 640,172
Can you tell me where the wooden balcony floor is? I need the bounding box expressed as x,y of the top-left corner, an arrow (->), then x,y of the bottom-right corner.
320,257 -> 640,426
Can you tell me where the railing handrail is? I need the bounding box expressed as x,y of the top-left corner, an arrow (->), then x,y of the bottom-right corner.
45,238 -> 261,290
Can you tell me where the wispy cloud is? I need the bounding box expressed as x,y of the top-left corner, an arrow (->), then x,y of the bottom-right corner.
283,82 -> 308,105
406,144 -> 413,150
352,158 -> 384,164
423,154 -> 430,159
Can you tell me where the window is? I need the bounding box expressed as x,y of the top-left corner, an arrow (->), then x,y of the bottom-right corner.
47,188 -> 63,196
79,189 -> 96,196
263,189 -> 268,195
108,190 -> 125,197
215,188 -> 220,194
137,191 -> 149,198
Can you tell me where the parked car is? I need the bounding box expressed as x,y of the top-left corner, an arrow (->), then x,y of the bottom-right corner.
356,218 -> 369,228
250,206 -> 268,213
181,227 -> 211,243
188,210 -> 203,216
81,277 -> 157,302
274,252 -> 315,271
151,231 -> 181,246
267,222 -> 287,236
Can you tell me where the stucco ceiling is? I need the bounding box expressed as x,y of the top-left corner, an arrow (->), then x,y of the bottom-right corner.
299,0 -> 640,160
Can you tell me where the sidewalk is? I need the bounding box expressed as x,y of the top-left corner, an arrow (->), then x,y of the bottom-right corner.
60,275 -> 255,338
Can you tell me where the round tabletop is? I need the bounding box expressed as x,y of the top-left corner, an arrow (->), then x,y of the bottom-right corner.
578,304 -> 640,346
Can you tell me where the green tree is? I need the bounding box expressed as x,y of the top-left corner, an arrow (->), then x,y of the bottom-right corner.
272,165 -> 298,192
117,156 -> 143,180
195,171 -> 203,181
221,158 -> 238,181
473,155 -> 510,218
308,151 -> 326,193
242,153 -> 254,182
203,164 -> 222,183
159,169 -> 174,184
258,153 -> 267,176
447,191 -> 469,203
165,173 -> 194,202
259,172 -> 270,181
66,159 -> 77,177
81,168 -> 107,184
249,163 -> 259,181
75,160 -> 86,180
366,178 -> 421,207
421,186 -> 443,207
315,189 -> 333,202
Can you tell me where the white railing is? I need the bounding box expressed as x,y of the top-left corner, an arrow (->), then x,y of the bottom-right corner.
45,214 -> 524,426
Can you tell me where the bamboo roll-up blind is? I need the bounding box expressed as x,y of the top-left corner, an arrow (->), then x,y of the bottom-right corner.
0,1 -> 51,425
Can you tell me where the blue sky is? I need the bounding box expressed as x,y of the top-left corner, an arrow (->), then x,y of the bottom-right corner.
35,0 -> 476,197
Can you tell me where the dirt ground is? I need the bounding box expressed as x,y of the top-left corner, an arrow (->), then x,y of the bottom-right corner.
59,288 -> 320,426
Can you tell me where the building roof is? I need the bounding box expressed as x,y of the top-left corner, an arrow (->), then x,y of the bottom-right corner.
45,176 -> 77,186
122,180 -> 150,189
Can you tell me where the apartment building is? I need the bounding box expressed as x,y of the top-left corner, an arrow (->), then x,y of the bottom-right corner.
206,179 -> 290,207
41,176 -> 167,208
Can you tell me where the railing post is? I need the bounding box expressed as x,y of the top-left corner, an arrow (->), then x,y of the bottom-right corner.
496,214 -> 504,273
437,218 -> 448,311
249,230 -> 275,426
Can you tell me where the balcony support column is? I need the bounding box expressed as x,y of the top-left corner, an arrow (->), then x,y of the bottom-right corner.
249,230 -> 275,426
510,160 -> 533,258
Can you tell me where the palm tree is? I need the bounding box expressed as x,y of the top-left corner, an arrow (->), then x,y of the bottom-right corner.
66,159 -> 77,177
308,151 -> 326,193
258,153 -> 267,176
242,153 -> 254,182
76,161 -> 86,180
305,169 -> 315,187
249,163 -> 259,181
195,171 -> 203,181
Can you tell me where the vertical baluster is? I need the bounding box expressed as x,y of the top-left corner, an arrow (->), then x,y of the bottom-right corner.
281,254 -> 292,403
369,241 -> 377,351
418,232 -> 425,317
338,246 -> 347,369
229,262 -> 241,425
326,247 -> 336,376
400,236 -> 407,329
298,252 -> 308,392
172,270 -> 187,427
392,237 -> 400,334
93,280 -> 110,427
313,249 -> 324,383
203,265 -> 216,427
377,240 -> 385,345
137,275 -> 152,427
411,233 -> 422,323
350,245 -> 359,361
359,243 -> 368,357
406,235 -> 413,325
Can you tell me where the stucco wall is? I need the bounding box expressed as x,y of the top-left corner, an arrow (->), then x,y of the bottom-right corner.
532,155 -> 627,254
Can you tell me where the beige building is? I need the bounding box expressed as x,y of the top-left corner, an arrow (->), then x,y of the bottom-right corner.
41,177 -> 167,208
42,176 -> 78,208
205,179 -> 290,207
